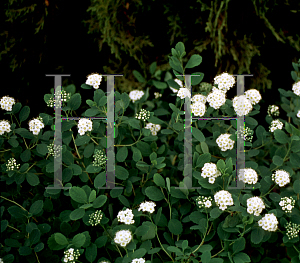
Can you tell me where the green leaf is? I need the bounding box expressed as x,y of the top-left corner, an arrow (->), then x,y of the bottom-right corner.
19,106 -> 30,123
136,161 -> 150,173
89,190 -> 96,203
133,70 -> 146,83
154,207 -> 162,225
201,251 -> 211,263
94,172 -> 106,188
34,242 -> 44,252
168,219 -> 183,235
69,187 -> 88,204
293,180 -> 300,194
135,224 -> 150,236
150,62 -> 157,75
153,173 -> 165,188
290,153 -> 300,167
200,141 -> 209,153
84,108 -> 100,117
185,54 -> 202,69
132,248 -> 147,259
20,149 -> 31,162
29,200 -> 43,215
117,146 -> 128,162
251,228 -> 264,244
8,206 -> 28,218
92,195 -> 107,208
233,237 -> 246,254
81,83 -> 92,89
145,186 -> 165,201
190,72 -> 204,85
141,221 -> 156,241
272,155 -> 284,166
196,153 -> 211,168
152,80 -> 167,90
36,144 -> 48,156
26,173 -> 40,186
245,117 -> 258,127
210,208 -> 222,218
95,236 -> 107,248
85,243 -> 97,262
84,143 -> 94,158
69,209 -> 85,220
72,233 -> 86,248
54,233 -> 69,246
19,246 -> 32,256
274,129 -> 289,144
175,42 -> 185,56
70,164 -> 82,175
233,252 -> 251,262
192,127 -> 205,142
8,138 -> 18,147
116,165 -> 129,180
291,140 -> 300,152
217,159 -> 226,171
69,93 -> 81,111
29,229 -> 41,245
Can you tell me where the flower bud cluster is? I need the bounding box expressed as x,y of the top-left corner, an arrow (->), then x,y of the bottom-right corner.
135,109 -> 150,121
214,72 -> 236,93
0,95 -> 15,111
201,163 -> 221,184
145,123 -> 161,136
92,149 -> 107,167
214,190 -> 234,211
117,208 -> 135,225
258,213 -> 279,232
154,92 -> 162,99
284,221 -> 300,240
199,82 -> 213,93
271,170 -> 290,187
216,133 -> 235,151
78,118 -> 93,136
47,142 -> 63,158
238,168 -> 258,184
86,73 -> 102,89
138,201 -> 156,213
246,196 -> 265,216
279,197 -> 295,213
292,80 -> 300,96
235,126 -> 253,142
46,90 -> 71,108
29,117 -> 45,135
129,90 -> 144,103
0,120 -> 11,135
132,258 -> 146,263
88,210 -> 103,226
196,196 -> 213,208
63,248 -> 80,263
114,229 -> 133,247
6,157 -> 20,171
269,119 -> 283,132
267,105 -> 279,116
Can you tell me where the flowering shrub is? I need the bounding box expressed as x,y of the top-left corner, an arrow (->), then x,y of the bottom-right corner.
0,42 -> 300,263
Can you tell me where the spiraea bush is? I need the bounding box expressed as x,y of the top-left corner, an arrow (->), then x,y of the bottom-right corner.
0,42 -> 300,263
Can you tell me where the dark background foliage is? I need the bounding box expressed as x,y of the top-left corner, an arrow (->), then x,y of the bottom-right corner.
0,0 -> 299,128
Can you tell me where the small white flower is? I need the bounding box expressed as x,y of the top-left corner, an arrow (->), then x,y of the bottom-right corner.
271,170 -> 290,187
258,213 -> 278,232
232,95 -> 253,116
174,78 -> 183,88
214,190 -> 234,211
0,95 -> 15,111
132,258 -> 146,263
6,157 -> 21,171
177,87 -> 191,100
28,117 -> 45,135
117,208 -> 135,225
297,110 -> 300,118
154,92 -> 162,99
216,133 -> 235,151
63,247 -> 81,263
145,122 -> 161,136
138,201 -> 156,213
235,126 -> 253,142
114,230 -> 133,247
244,89 -> 262,105
269,119 -> 283,133
196,196 -> 213,209
86,73 -> 102,89
284,221 -> 300,240
135,109 -> 150,121
278,197 -> 295,213
267,105 -> 279,117
238,168 -> 258,184
0,120 -> 11,135
129,90 -> 145,103
214,72 -> 236,93
191,102 -> 206,117
201,163 -> 221,183
206,87 -> 226,109
292,80 -> 300,96
191,94 -> 207,104
78,118 -> 93,136
246,196 -> 265,216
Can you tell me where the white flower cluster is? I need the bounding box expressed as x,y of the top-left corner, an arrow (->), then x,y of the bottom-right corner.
129,90 -> 145,103
279,197 -> 295,213
135,109 -> 150,121
132,258 -> 146,263
29,117 -> 45,135
238,168 -> 258,184
47,142 -> 63,158
138,201 -> 156,213
267,105 -> 279,117
117,208 -> 135,225
98,261 -> 110,263
92,149 -> 107,167
216,133 -> 235,151
0,258 -> 3,263
284,221 -> 300,240
190,94 -> 207,117
206,87 -> 226,110
244,89 -> 262,105
196,196 -> 213,209
114,229 -> 133,247
88,210 -> 103,226
201,162 -> 221,184
271,170 -> 290,187
292,80 -> 300,96
269,119 -> 283,133
0,120 -> 11,135
63,248 -> 80,263
46,90 -> 71,108
232,95 -> 253,116
154,92 -> 162,99
145,122 -> 161,136
214,72 -> 236,93
0,95 -> 15,111
177,87 -> 191,100
6,157 -> 20,171
246,196 -> 265,216
214,190 -> 234,211
297,110 -> 300,118
258,213 -> 279,232
86,73 -> 102,89
235,126 -> 253,142
191,94 -> 207,104
78,118 -> 93,136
